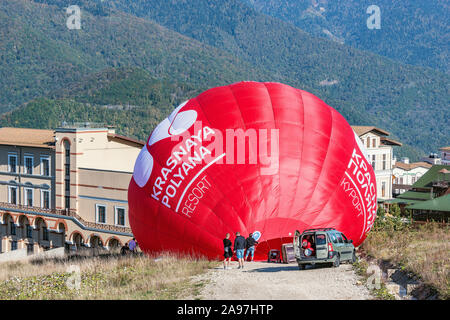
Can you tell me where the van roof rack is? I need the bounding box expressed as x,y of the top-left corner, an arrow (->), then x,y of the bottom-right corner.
302,227 -> 336,233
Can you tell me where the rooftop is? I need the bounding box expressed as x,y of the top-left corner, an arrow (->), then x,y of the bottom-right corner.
394,161 -> 433,171
396,165 -> 450,204
406,194 -> 450,213
0,127 -> 55,149
0,126 -> 145,148
351,126 -> 390,137
107,133 -> 145,147
351,126 -> 402,146
408,165 -> 450,189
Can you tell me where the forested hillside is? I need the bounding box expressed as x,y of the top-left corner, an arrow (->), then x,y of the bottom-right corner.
107,0 -> 450,157
243,0 -> 450,73
0,67 -> 200,140
0,0 -> 449,161
0,0 -> 268,113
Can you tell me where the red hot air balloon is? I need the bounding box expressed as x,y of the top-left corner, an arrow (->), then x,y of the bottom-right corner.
128,81 -> 377,260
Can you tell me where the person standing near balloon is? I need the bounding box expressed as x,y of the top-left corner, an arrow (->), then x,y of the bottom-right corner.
245,233 -> 258,262
234,232 -> 247,269
128,237 -> 137,253
223,233 -> 233,270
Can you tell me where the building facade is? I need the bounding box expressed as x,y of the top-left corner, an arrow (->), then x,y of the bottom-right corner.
352,126 -> 402,202
392,159 -> 432,196
395,165 -> 450,222
0,126 -> 143,255
440,147 -> 450,165
421,153 -> 442,165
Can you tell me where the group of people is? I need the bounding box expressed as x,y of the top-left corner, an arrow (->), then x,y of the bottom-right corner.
223,232 -> 258,269
120,237 -> 138,255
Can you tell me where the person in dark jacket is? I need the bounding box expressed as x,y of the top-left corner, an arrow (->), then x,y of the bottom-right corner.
120,243 -> 130,256
234,231 -> 247,269
245,233 -> 258,262
223,233 -> 233,269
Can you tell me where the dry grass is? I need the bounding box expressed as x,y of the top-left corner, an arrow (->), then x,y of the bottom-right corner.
361,222 -> 450,299
0,251 -> 218,300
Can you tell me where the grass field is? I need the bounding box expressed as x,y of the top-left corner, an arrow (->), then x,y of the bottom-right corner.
0,252 -> 218,300
360,222 -> 449,299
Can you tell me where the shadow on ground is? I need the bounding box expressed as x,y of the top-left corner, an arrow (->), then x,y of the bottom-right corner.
246,263 -> 334,272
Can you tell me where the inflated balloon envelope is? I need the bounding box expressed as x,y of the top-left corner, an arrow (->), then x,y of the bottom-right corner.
128,81 -> 377,260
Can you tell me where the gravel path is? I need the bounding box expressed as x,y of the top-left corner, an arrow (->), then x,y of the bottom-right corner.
192,261 -> 372,300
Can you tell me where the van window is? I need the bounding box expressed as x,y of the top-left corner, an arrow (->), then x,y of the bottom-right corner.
336,233 -> 344,243
341,233 -> 348,242
316,234 -> 327,245
330,233 -> 338,244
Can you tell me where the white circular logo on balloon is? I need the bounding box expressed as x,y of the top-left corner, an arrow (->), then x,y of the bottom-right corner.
252,231 -> 261,241
133,146 -> 154,188
133,100 -> 197,188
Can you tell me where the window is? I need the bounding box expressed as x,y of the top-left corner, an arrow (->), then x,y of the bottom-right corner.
371,155 -> 376,169
41,157 -> 50,176
366,138 -> 370,148
65,179 -> 70,192
382,154 -> 387,170
41,190 -> 50,209
412,177 -> 416,184
64,141 -> 70,158
330,233 -> 337,244
382,182 -> 386,198
8,154 -> 17,173
26,225 -> 33,239
8,186 -> 17,204
11,241 -> 17,251
24,156 -> 33,175
24,188 -> 33,207
115,207 -> 126,226
42,226 -> 49,241
336,233 -> 344,243
400,177 -> 404,184
372,138 -> 376,148
65,164 -> 70,176
315,234 -> 327,245
96,205 -> 106,224
10,222 -> 16,236
65,196 -> 70,210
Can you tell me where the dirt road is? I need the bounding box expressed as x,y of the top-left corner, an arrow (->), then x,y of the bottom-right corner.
192,261 -> 372,300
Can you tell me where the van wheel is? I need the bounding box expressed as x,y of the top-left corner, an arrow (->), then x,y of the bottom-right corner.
333,254 -> 340,268
298,264 -> 305,270
351,251 -> 357,263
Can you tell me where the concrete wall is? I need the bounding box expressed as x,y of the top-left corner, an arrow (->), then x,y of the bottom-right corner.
0,248 -> 28,263
0,247 -> 66,264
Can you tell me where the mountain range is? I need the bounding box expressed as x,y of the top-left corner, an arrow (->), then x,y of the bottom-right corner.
0,0 -> 449,161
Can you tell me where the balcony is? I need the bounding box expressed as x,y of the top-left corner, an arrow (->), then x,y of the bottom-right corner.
432,180 -> 449,189
0,202 -> 132,234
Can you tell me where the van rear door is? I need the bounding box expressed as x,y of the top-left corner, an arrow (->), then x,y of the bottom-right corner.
293,230 -> 301,259
315,232 -> 328,259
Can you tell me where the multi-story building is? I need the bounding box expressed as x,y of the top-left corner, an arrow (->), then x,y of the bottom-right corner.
440,147 -> 450,165
352,126 -> 402,202
396,165 -> 450,222
392,158 -> 432,196
0,125 -> 143,254
421,153 -> 442,165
